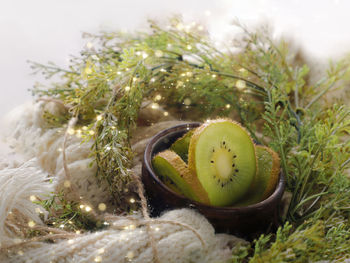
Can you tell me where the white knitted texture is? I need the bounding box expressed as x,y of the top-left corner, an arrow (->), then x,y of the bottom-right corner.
0,159 -> 54,247
7,209 -> 239,263
3,102 -> 112,208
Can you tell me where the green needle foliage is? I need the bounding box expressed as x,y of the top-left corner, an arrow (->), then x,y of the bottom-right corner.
37,191 -> 105,232
29,16 -> 350,261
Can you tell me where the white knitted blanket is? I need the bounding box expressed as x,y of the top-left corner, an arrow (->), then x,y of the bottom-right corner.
0,102 -> 246,263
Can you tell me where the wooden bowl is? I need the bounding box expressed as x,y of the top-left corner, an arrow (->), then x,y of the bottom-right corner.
142,122 -> 286,236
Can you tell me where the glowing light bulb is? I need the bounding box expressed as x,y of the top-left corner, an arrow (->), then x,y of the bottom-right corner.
28,221 -> 36,228
86,42 -> 93,49
126,251 -> 134,260
186,72 -> 193,77
236,80 -> 246,90
176,23 -> 184,30
84,68 -> 92,75
183,98 -> 191,106
98,203 -> 107,211
64,180 -> 71,188
151,103 -> 159,109
155,50 -> 163,57
67,128 -> 75,135
76,129 -> 82,138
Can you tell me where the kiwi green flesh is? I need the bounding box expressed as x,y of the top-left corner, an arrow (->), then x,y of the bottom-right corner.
233,146 -> 279,207
170,130 -> 194,163
152,152 -> 204,203
157,173 -> 184,195
190,121 -> 256,206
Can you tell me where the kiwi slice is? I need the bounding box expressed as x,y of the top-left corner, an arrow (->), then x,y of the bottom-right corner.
152,150 -> 210,204
188,119 -> 257,206
170,130 -> 194,163
234,145 -> 280,206
157,172 -> 184,195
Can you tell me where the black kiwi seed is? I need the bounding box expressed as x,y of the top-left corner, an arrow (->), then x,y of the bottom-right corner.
233,155 -> 237,158
235,169 -> 239,172
232,164 -> 235,167
223,141 -> 226,144
228,149 -> 231,152
211,160 -> 214,163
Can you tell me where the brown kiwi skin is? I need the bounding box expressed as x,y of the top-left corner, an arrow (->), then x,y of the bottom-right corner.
234,145 -> 280,207
260,146 -> 280,200
188,118 -> 258,195
155,150 -> 210,205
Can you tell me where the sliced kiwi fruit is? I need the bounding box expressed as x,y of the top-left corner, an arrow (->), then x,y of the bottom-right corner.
233,145 -> 280,206
152,150 -> 210,204
157,172 -> 184,195
188,119 -> 257,206
170,129 -> 194,163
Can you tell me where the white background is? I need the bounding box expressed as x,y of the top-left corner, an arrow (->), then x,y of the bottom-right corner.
1,0 -> 350,116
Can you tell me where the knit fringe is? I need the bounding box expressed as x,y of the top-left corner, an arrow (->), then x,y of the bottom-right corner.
0,159 -> 54,248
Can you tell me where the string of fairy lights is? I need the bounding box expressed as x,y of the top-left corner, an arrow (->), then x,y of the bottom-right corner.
20,14 -> 255,262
